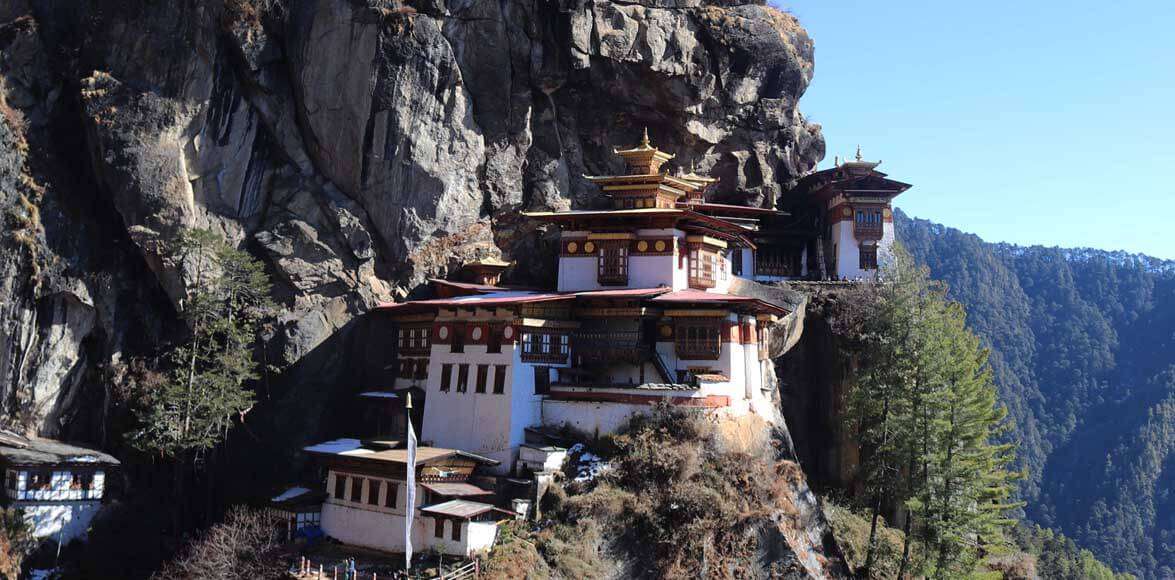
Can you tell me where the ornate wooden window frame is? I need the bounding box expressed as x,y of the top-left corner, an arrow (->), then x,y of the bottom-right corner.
674,319 -> 723,360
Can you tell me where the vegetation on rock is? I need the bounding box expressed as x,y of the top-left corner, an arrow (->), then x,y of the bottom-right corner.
898,210 -> 1175,578
839,250 -> 1022,578
152,506 -> 286,580
483,407 -> 840,579
126,228 -> 273,457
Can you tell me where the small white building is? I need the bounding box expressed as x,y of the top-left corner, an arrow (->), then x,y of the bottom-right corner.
0,433 -> 118,544
303,439 -> 512,558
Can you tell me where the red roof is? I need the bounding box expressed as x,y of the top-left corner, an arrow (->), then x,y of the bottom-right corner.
375,292 -> 572,312
649,290 -> 787,314
679,202 -> 785,216
575,287 -> 672,298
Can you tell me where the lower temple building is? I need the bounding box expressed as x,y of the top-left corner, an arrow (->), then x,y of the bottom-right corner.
293,132 -> 911,559
0,431 -> 118,544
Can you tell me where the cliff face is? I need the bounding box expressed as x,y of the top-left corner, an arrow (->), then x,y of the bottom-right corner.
0,0 -> 823,438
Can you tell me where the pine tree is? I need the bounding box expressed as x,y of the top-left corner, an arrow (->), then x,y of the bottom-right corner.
846,247 -> 1021,578
128,229 -> 273,457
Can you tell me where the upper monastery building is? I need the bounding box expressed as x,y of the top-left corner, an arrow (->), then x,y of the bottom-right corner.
294,132 -> 908,557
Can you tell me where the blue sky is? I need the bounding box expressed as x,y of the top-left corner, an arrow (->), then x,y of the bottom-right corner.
784,1 -> 1175,259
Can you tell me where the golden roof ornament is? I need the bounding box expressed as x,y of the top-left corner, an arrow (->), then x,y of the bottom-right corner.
612,128 -> 675,175
840,145 -> 881,174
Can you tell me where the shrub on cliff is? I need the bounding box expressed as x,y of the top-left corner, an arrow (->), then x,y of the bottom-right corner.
514,405 -> 809,579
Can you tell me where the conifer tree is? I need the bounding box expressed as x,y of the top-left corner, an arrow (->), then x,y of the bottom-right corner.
847,247 -> 1021,578
128,229 -> 273,458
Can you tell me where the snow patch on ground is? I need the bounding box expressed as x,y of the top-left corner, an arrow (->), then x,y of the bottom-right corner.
567,443 -> 607,482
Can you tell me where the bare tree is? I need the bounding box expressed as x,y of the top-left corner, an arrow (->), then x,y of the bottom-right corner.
154,506 -> 286,579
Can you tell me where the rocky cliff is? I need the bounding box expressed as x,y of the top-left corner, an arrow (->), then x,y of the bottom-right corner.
0,0 -> 823,439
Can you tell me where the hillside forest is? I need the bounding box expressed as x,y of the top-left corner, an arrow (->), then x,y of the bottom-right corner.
896,210 -> 1175,579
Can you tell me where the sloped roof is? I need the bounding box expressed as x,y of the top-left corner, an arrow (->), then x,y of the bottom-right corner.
0,431 -> 119,467
421,499 -> 514,520
421,482 -> 494,497
649,290 -> 788,315
303,439 -> 501,466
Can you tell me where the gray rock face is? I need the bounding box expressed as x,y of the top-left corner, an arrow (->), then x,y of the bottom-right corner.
0,0 -> 822,438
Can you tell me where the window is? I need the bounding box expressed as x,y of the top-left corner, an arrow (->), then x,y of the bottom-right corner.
70,472 -> 93,491
414,360 -> 428,380
334,474 -> 347,500
475,365 -> 488,393
368,480 -> 381,506
351,476 -> 362,502
688,244 -> 717,289
434,519 -> 445,539
854,208 -> 884,238
675,320 -> 722,360
534,367 -> 550,395
859,245 -> 878,270
440,364 -> 452,392
487,324 -> 503,354
456,364 -> 470,393
385,483 -> 398,508
521,330 -> 569,363
731,250 -> 743,276
400,326 -> 431,354
5,471 -> 13,490
451,520 -> 462,541
493,365 -> 507,394
451,325 -> 466,353
597,241 -> 628,285
398,359 -> 412,379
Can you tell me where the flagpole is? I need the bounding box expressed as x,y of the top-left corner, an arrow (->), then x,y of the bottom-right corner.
404,392 -> 416,576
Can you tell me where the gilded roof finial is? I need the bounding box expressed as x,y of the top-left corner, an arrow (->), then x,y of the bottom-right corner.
640,127 -> 651,149
855,145 -> 863,162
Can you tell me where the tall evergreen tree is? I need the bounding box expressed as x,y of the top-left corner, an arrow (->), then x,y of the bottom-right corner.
846,247 -> 1021,578
128,229 -> 273,458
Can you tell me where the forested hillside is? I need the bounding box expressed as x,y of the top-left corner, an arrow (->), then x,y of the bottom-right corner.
896,210 -> 1175,579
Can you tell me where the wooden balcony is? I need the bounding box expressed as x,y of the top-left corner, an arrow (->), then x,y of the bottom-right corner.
572,330 -> 648,364
688,275 -> 716,290
675,337 -> 721,360
854,223 -> 883,240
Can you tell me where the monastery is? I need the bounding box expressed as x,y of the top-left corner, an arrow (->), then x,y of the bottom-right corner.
291,132 -> 908,559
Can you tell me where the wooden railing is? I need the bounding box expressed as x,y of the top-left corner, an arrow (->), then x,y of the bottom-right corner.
854,223 -> 883,240
675,337 -> 721,360
572,330 -> 647,364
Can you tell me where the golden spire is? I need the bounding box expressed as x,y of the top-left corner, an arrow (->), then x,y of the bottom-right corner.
611,129 -> 675,175
855,145 -> 863,162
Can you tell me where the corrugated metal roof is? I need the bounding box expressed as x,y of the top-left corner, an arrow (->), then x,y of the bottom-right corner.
302,439 -> 501,466
421,499 -> 510,519
0,434 -> 119,467
375,291 -> 571,311
574,287 -> 672,298
650,290 -> 787,314
422,482 -> 494,497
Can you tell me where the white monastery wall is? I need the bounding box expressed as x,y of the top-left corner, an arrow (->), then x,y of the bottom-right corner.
541,399 -> 655,436
422,343 -> 519,469
831,221 -> 866,280
21,502 -> 103,542
429,520 -> 499,557
556,228 -> 688,292
878,221 -> 896,270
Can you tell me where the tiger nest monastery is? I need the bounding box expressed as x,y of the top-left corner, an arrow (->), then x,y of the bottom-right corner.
289,132 -> 909,558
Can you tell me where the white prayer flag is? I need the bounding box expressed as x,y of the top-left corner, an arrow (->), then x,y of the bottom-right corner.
404,405 -> 417,572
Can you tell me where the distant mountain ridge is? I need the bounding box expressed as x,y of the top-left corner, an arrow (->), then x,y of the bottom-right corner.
896,209 -> 1175,579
